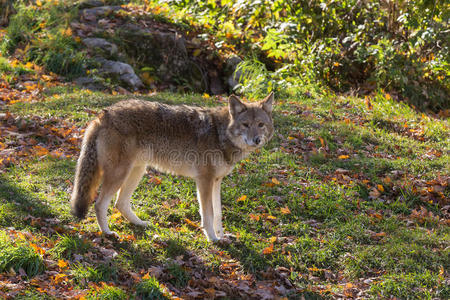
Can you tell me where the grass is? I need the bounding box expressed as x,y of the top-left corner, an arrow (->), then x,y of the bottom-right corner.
0,231 -> 45,278
0,87 -> 448,298
87,284 -> 128,300
136,277 -> 167,300
51,235 -> 92,259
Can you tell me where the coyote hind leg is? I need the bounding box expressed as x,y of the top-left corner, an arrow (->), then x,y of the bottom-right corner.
95,162 -> 131,235
115,165 -> 148,227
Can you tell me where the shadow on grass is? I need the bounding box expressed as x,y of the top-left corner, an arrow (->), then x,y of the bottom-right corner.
0,174 -> 57,228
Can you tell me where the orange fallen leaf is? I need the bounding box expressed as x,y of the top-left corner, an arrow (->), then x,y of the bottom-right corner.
237,195 -> 247,202
262,243 -> 274,255
272,178 -> 281,185
371,232 -> 386,240
249,214 -> 260,221
33,145 -> 49,156
149,177 -> 162,185
377,184 -> 384,192
58,259 -> 68,269
383,176 -> 392,184
30,243 -> 45,255
338,155 -> 349,160
185,218 -> 200,228
52,273 -> 67,285
319,137 -> 325,147
281,206 -> 291,215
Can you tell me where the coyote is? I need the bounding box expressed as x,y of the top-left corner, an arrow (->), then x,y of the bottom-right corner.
70,93 -> 274,241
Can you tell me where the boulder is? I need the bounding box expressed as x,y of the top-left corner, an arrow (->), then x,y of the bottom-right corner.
96,58 -> 143,90
80,6 -> 123,21
74,77 -> 106,91
82,37 -> 118,56
117,25 -> 189,82
226,56 -> 243,90
77,0 -> 105,9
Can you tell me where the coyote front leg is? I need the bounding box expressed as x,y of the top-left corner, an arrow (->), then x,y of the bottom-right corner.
196,177 -> 218,242
212,177 -> 224,239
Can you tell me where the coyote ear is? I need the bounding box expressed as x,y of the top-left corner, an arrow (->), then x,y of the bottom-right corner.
229,95 -> 246,116
260,91 -> 274,113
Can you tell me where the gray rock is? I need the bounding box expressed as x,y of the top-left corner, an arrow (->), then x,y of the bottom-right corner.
74,77 -> 106,91
96,58 -> 143,90
209,74 -> 226,95
81,6 -> 123,21
78,0 -> 105,9
226,56 -> 243,90
117,24 -> 188,82
82,37 -> 118,56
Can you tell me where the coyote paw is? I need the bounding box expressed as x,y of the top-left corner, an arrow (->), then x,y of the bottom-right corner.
216,235 -> 233,246
103,231 -> 120,238
215,228 -> 224,239
133,220 -> 150,227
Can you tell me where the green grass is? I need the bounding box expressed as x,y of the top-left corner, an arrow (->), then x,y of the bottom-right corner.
0,231 -> 45,278
71,263 -> 120,286
136,277 -> 168,300
87,284 -> 128,300
369,271 -> 449,299
51,235 -> 92,259
1,88 -> 448,297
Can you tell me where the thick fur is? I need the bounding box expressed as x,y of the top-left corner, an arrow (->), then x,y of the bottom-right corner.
70,119 -> 102,219
70,93 -> 275,241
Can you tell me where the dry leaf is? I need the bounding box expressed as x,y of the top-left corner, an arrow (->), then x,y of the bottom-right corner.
57,259 -> 68,269
281,206 -> 291,215
237,195 -> 247,202
262,243 -> 274,255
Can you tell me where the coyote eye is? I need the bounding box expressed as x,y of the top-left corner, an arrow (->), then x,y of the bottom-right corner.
242,123 -> 249,128
258,123 -> 264,128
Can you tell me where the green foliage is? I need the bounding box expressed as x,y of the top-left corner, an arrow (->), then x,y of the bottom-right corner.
0,231 -> 45,278
87,284 -> 128,300
152,0 -> 449,110
136,276 -> 167,300
71,263 -> 119,285
0,0 -> 87,77
51,235 -> 91,259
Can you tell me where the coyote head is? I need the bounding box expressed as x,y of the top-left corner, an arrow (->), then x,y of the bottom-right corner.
227,92 -> 275,150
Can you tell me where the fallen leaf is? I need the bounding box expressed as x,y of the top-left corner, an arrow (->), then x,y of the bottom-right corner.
262,243 -> 274,255
281,206 -> 291,215
249,214 -> 260,221
57,259 -> 69,269
237,195 -> 247,202
185,218 -> 200,228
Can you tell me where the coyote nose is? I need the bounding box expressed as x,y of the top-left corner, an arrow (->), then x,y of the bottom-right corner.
254,137 -> 261,145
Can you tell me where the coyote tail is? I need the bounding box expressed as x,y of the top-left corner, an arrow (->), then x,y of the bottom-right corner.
70,119 -> 102,219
